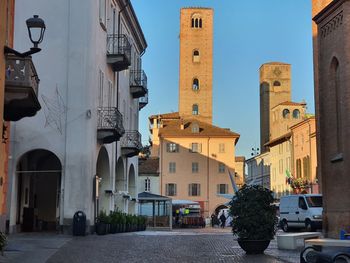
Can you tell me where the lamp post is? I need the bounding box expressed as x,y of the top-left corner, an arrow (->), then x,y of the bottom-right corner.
4,15 -> 46,57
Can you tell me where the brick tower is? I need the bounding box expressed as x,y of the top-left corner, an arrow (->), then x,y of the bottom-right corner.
178,8 -> 213,124
259,62 -> 291,152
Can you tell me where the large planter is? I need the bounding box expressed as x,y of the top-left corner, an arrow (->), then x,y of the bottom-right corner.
95,222 -> 107,235
110,224 -> 117,234
237,239 -> 271,254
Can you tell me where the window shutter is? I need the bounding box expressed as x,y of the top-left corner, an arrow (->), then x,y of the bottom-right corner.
166,143 -> 169,152
188,184 -> 191,196
174,184 -> 177,196
198,184 -> 201,196
176,144 -> 179,152
225,184 -> 228,194
165,184 -> 168,196
217,184 -> 219,194
199,143 -> 202,153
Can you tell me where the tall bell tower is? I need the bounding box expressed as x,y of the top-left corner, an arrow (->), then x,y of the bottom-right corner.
178,8 -> 213,124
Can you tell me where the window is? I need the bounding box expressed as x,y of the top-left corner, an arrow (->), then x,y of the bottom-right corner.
169,162 -> 176,173
166,183 -> 177,196
192,78 -> 199,90
191,15 -> 202,28
98,70 -> 104,107
273,81 -> 281,86
192,162 -> 199,173
191,123 -> 199,133
99,0 -> 107,30
188,183 -> 200,196
218,162 -> 225,173
190,143 -> 202,153
193,50 -> 200,63
279,159 -> 283,174
293,109 -> 300,119
219,143 -> 225,153
282,109 -> 290,119
167,143 -> 179,153
303,156 -> 310,180
145,178 -> 150,192
108,80 -> 113,107
296,159 -> 302,178
217,184 -> 228,194
192,104 -> 199,115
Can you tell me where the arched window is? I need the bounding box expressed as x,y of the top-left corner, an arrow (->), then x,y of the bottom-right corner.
273,81 -> 281,86
192,104 -> 199,115
193,50 -> 200,62
191,14 -> 202,28
293,109 -> 300,119
192,78 -> 199,91
282,109 -> 290,119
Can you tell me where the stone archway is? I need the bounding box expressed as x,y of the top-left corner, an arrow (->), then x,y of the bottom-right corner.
96,147 -> 110,214
115,157 -> 125,211
214,204 -> 228,215
128,164 -> 136,214
16,149 -> 62,232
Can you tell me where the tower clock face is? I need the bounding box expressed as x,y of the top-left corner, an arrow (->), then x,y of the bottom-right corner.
273,67 -> 282,77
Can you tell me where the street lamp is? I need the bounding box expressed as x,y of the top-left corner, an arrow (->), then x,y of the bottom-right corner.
4,15 -> 46,57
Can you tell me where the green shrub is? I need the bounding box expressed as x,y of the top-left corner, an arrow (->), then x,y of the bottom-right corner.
0,231 -> 7,256
230,184 -> 277,240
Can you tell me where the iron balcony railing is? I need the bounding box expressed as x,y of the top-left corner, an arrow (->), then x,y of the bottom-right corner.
107,34 -> 131,62
120,130 -> 142,150
130,70 -> 147,89
4,55 -> 41,121
97,107 -> 125,136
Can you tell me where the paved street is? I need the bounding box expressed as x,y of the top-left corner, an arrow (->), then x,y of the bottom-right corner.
0,228 -> 301,263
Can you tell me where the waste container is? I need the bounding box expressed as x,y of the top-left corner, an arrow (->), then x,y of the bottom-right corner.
73,211 -> 86,236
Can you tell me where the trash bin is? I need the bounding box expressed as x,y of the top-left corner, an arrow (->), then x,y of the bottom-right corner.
73,211 -> 86,236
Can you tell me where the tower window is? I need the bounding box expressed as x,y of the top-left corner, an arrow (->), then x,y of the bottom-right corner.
293,109 -> 300,119
192,123 -> 199,133
192,104 -> 199,115
193,50 -> 200,63
191,15 -> 202,28
192,78 -> 199,90
273,81 -> 281,86
282,109 -> 290,119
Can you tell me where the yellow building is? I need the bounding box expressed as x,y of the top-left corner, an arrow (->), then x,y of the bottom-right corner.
149,8 -> 242,217
0,0 -> 14,232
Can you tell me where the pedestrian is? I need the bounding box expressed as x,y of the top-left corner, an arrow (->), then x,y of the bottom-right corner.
211,213 -> 216,227
220,213 -> 226,228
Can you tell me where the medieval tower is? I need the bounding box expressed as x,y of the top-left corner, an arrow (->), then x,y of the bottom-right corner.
178,8 -> 213,124
259,62 -> 291,152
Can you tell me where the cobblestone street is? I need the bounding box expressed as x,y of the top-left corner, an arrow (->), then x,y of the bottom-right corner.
1,228 -> 301,263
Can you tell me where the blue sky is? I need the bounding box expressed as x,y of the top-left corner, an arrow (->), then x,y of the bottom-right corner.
132,0 -> 314,158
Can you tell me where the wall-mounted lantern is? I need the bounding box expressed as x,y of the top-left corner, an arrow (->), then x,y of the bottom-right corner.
4,15 -> 46,57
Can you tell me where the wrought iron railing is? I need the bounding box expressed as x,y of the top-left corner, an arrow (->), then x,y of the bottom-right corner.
130,70 -> 147,89
5,55 -> 39,95
106,34 -> 131,61
120,130 -> 142,150
97,107 -> 125,134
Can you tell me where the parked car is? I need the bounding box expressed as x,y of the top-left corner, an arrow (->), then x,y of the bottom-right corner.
279,194 -> 322,232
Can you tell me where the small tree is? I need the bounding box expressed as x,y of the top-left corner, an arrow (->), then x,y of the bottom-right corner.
230,184 -> 277,240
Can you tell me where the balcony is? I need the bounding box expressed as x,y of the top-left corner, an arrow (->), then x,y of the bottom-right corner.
97,107 -> 125,144
139,91 -> 148,110
120,130 -> 142,157
106,34 -> 131,72
4,55 -> 41,121
130,70 -> 147,98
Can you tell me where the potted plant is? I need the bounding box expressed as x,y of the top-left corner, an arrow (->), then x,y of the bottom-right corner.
230,184 -> 277,254
95,210 -> 109,235
0,231 -> 7,256
109,211 -> 118,234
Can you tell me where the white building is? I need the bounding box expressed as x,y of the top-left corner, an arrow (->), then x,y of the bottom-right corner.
7,0 -> 148,234
245,151 -> 270,190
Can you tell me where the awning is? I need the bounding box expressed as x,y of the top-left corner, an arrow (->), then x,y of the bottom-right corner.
172,200 -> 199,205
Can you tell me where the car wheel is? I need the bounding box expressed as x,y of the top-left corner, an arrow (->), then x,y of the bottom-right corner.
282,220 -> 289,232
305,220 -> 314,232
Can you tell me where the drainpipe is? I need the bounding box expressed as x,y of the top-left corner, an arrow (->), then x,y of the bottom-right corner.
207,138 -> 210,217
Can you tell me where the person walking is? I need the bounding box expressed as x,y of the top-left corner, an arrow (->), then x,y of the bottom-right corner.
219,213 -> 226,228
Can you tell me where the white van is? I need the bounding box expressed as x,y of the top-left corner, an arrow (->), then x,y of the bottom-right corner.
279,194 -> 322,232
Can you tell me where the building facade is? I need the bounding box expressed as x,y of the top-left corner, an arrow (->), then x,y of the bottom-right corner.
259,62 -> 291,152
313,0 -> 350,238
245,151 -> 270,190
149,8 -> 243,217
7,0 -> 148,234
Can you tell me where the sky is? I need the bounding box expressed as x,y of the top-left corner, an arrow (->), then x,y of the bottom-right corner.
132,0 -> 314,159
